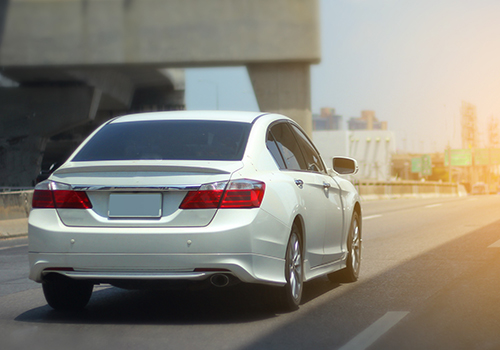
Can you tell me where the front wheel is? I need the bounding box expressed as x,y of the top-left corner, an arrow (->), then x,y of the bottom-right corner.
328,211 -> 361,283
42,274 -> 93,311
272,226 -> 303,312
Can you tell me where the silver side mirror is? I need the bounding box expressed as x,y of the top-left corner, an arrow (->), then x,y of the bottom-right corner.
332,157 -> 358,175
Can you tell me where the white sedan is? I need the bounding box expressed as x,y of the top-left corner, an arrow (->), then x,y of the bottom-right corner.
28,110 -> 362,311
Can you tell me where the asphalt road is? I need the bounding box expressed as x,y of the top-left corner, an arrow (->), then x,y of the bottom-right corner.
1,195 -> 500,350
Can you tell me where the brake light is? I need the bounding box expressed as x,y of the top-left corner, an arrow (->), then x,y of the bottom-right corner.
179,181 -> 226,209
32,189 -> 55,208
220,179 -> 265,208
180,179 -> 265,209
32,181 -> 92,209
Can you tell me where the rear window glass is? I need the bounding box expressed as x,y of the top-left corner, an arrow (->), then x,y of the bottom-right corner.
73,120 -> 252,161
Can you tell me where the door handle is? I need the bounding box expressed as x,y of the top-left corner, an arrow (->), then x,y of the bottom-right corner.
295,179 -> 304,189
323,182 -> 331,189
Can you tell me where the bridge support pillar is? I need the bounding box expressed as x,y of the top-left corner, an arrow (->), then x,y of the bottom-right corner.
0,136 -> 47,188
247,62 -> 312,136
0,86 -> 100,187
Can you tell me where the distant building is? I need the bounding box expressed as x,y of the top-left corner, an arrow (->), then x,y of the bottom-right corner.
348,110 -> 387,130
313,129 -> 396,181
312,108 -> 395,181
313,107 -> 343,130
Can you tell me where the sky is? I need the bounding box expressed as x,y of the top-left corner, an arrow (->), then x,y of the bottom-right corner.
185,0 -> 500,154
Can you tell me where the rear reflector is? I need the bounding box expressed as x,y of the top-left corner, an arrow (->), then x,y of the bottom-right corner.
180,179 -> 265,209
32,181 -> 93,209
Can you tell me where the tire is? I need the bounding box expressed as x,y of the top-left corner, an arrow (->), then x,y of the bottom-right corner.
328,211 -> 361,283
42,274 -> 93,311
272,226 -> 304,312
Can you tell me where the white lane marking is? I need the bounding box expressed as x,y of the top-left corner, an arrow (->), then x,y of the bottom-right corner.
338,311 -> 409,350
425,203 -> 443,208
0,244 -> 28,251
488,240 -> 500,248
364,215 -> 382,220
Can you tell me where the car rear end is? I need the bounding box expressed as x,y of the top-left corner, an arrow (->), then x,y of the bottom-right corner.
28,112 -> 289,291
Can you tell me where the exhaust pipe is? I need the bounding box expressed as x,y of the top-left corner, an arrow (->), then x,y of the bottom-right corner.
210,274 -> 230,287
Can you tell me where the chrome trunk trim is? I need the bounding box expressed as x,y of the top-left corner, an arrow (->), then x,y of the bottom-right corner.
72,185 -> 201,192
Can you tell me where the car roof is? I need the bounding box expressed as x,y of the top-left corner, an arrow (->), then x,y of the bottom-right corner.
109,110 -> 269,124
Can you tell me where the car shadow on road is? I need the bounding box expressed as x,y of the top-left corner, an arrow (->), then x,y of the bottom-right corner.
15,278 -> 342,325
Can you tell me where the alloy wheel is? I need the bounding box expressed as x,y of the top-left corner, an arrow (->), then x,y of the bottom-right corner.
288,232 -> 303,302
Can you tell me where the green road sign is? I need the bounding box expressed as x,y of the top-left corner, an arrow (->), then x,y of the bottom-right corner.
411,157 -> 422,173
411,155 -> 432,175
422,154 -> 432,176
445,149 -> 472,166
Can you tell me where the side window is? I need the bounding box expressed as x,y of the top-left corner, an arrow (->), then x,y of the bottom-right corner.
266,131 -> 286,169
269,123 -> 307,171
290,124 -> 326,173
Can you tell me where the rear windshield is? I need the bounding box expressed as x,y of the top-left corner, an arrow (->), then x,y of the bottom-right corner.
73,120 -> 252,161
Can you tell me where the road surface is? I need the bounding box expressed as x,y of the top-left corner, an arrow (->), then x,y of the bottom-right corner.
1,195 -> 500,349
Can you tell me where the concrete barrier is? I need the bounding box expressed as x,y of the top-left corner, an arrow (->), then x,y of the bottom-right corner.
0,190 -> 32,220
0,190 -> 32,239
357,181 -> 468,201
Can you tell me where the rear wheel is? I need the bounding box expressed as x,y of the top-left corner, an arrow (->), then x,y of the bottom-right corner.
328,211 -> 361,283
42,274 -> 93,311
272,226 -> 303,311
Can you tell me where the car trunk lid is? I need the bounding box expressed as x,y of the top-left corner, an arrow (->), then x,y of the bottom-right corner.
48,161 -> 243,227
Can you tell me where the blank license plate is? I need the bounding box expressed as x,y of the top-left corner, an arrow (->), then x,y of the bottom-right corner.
108,193 -> 162,218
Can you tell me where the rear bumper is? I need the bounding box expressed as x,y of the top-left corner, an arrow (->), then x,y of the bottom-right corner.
29,252 -> 285,286
28,208 -> 290,286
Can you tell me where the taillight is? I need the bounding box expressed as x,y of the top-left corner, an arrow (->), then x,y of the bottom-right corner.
180,179 -> 265,209
32,181 -> 92,209
220,179 -> 265,208
32,188 -> 55,208
179,181 -> 226,209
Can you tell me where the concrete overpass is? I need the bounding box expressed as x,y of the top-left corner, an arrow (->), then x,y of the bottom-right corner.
0,0 -> 320,187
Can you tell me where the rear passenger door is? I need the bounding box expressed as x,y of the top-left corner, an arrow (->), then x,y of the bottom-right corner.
288,124 -> 345,264
267,121 -> 342,267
